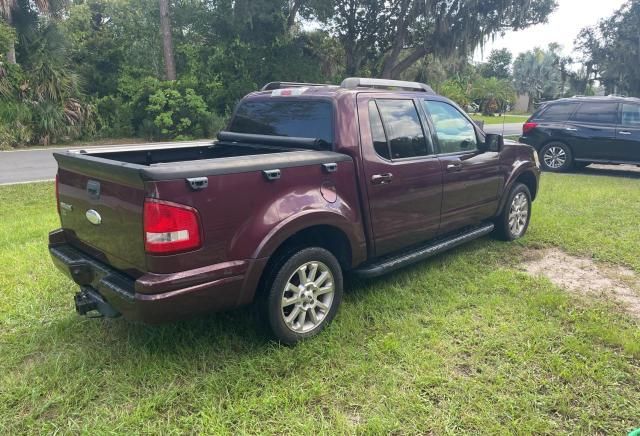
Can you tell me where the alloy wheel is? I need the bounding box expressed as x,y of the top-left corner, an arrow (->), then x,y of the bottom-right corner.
543,145 -> 567,169
508,192 -> 529,237
281,261 -> 335,333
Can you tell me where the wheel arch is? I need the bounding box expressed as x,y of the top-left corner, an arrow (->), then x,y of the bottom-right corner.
496,166 -> 539,216
251,222 -> 357,304
252,210 -> 366,267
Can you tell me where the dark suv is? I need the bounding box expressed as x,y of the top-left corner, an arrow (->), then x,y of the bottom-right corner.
520,96 -> 640,172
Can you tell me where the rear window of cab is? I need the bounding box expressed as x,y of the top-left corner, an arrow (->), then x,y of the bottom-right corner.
229,99 -> 333,148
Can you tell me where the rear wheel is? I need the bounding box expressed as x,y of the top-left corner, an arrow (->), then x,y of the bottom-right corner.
540,141 -> 573,172
495,183 -> 532,241
261,247 -> 343,345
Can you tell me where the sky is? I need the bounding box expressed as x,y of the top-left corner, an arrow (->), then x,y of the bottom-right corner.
473,0 -> 627,62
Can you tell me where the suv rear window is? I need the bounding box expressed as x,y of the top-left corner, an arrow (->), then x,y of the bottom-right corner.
229,99 -> 333,147
571,103 -> 619,124
537,103 -> 578,121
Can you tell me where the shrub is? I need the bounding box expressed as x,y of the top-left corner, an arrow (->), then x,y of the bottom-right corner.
94,95 -> 134,138
146,87 -> 211,140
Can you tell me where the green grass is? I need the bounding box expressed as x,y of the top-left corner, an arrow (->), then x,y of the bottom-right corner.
1,174 -> 639,434
471,114 -> 530,125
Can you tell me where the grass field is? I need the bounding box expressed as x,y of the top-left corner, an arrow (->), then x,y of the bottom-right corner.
1,172 -> 639,434
471,114 -> 529,125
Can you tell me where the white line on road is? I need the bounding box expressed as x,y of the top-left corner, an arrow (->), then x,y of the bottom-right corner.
0,140 -> 214,153
0,179 -> 55,186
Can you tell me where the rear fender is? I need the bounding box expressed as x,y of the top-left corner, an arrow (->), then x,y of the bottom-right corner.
252,210 -> 367,268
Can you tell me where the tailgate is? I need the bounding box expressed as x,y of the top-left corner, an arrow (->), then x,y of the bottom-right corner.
55,152 -> 147,274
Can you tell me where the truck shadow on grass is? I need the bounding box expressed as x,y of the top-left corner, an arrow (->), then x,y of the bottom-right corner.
36,237 -> 508,366
575,165 -> 640,179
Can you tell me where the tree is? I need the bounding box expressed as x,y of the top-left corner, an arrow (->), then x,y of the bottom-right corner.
575,1 -> 640,96
311,0 -> 556,78
1,0 -> 18,63
0,0 -> 58,64
471,77 -> 516,115
513,45 -> 562,111
480,48 -> 513,80
158,0 -> 176,80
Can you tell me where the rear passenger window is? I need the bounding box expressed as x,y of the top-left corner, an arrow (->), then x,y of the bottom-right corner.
375,100 -> 429,159
571,103 -> 618,124
539,103 -> 578,121
368,101 -> 391,159
621,104 -> 640,126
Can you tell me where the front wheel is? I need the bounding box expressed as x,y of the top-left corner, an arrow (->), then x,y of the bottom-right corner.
262,247 -> 343,345
495,183 -> 532,241
539,142 -> 573,172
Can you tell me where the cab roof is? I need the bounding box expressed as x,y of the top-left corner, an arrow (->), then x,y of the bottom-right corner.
248,78 -> 436,99
548,95 -> 640,104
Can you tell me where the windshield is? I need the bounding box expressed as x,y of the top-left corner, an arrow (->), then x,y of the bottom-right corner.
228,99 -> 333,148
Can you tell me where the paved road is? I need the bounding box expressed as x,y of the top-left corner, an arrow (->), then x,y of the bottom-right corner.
1,137 -> 638,185
0,140 -> 212,185
483,123 -> 524,136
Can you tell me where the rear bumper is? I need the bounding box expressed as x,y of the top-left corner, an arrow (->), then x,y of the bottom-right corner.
49,230 -> 266,323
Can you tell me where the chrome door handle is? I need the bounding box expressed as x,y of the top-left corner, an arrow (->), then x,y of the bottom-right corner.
619,131 -> 632,135
371,173 -> 393,185
446,162 -> 463,172
565,127 -> 578,131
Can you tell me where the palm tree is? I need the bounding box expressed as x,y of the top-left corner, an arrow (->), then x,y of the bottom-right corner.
0,0 -> 50,64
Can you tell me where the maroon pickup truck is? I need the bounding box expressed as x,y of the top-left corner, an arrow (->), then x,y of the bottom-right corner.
50,78 -> 540,344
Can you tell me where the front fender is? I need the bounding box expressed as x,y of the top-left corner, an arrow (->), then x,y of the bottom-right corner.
496,160 -> 540,215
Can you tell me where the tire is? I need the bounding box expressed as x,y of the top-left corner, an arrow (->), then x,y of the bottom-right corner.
261,247 -> 343,345
495,183 -> 532,241
539,141 -> 573,172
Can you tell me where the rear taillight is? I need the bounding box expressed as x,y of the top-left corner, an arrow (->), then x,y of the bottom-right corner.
523,122 -> 538,135
55,174 -> 60,215
143,199 -> 201,255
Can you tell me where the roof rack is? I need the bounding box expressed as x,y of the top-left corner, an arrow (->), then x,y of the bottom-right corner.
261,82 -> 335,91
340,77 -> 435,94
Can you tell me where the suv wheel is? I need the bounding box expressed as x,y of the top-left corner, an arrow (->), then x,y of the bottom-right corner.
540,142 -> 573,172
262,247 -> 343,345
495,183 -> 532,241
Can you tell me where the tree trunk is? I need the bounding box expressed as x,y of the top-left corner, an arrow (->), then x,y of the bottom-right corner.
158,0 -> 177,81
384,46 -> 428,79
7,40 -> 16,64
5,13 -> 16,64
287,0 -> 302,33
380,0 -> 412,79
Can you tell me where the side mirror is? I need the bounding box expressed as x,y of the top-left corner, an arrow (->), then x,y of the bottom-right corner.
481,134 -> 504,153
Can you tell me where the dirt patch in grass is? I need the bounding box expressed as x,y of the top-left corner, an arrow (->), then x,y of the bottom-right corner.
522,248 -> 640,319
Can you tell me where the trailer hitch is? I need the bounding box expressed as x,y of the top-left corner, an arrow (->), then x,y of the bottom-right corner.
74,287 -> 121,318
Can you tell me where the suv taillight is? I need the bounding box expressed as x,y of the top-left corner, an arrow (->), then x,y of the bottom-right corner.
523,122 -> 538,135
143,199 -> 202,254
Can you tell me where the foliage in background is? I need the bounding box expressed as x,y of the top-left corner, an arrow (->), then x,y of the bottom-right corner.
576,0 -> 640,97
432,56 -> 515,115
0,0 -> 559,147
513,45 -> 562,111
0,17 -> 93,148
478,48 -> 513,80
470,77 -> 516,115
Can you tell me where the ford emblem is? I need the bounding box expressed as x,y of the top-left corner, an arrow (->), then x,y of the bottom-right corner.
85,209 -> 102,225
